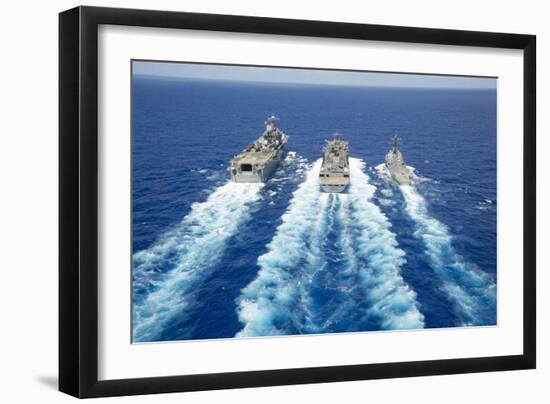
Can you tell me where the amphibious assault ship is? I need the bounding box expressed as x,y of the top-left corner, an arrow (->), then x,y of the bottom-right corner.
319,133 -> 350,193
229,116 -> 289,183
385,134 -> 411,186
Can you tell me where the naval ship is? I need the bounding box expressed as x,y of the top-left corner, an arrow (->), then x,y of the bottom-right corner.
385,133 -> 411,185
319,133 -> 350,193
229,116 -> 289,183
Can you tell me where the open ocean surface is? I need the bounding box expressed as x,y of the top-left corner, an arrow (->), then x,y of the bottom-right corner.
131,75 -> 497,342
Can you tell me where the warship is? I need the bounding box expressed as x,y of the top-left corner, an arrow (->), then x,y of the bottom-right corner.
229,116 -> 289,183
319,133 -> 350,193
385,133 -> 411,186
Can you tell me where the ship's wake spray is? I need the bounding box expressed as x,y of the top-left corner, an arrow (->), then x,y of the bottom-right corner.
236,160 -> 327,337
132,181 -> 263,342
400,185 -> 496,325
377,164 -> 496,326
236,159 -> 424,337
346,159 -> 425,330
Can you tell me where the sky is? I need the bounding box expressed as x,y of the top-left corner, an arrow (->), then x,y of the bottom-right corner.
133,61 -> 496,90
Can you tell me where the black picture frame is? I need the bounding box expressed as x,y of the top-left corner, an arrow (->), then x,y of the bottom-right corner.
59,5 -> 536,398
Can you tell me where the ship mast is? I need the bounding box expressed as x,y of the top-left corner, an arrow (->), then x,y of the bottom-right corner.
391,132 -> 401,153
265,115 -> 279,133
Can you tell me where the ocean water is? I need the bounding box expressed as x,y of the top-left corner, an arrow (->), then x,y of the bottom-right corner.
132,76 -> 497,342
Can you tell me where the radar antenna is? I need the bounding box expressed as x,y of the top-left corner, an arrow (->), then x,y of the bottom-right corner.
391,132 -> 401,152
265,115 -> 279,125
265,115 -> 279,134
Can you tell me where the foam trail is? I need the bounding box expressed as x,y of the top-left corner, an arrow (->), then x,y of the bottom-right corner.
237,159 -> 424,336
347,158 -> 425,330
132,181 -> 263,342
400,184 -> 496,325
236,160 -> 328,337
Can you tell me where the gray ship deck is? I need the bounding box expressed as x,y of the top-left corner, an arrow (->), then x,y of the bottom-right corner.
232,150 -> 277,166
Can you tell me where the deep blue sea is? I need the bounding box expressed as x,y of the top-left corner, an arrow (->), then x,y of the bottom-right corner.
131,76 -> 497,342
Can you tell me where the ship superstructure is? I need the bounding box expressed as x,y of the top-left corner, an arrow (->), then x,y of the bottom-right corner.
385,133 -> 411,186
319,133 -> 350,193
229,116 -> 289,183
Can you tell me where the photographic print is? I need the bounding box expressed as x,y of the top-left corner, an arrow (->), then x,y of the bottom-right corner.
131,60 -> 497,343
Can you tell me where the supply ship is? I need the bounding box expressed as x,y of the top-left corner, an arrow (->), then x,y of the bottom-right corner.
319,133 -> 350,193
229,116 -> 289,183
385,133 -> 411,185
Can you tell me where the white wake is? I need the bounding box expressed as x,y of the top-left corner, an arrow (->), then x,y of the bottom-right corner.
346,158 -> 425,330
236,160 -> 328,337
400,185 -> 496,325
236,158 -> 424,337
132,181 -> 263,342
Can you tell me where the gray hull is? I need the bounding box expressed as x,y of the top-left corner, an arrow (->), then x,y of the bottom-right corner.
230,148 -> 285,183
385,150 -> 411,186
320,182 -> 349,193
319,134 -> 350,193
229,115 -> 289,184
